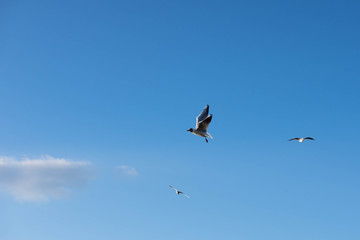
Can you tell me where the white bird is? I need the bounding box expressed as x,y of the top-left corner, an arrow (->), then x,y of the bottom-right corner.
288,137 -> 315,142
187,105 -> 213,143
169,185 -> 190,198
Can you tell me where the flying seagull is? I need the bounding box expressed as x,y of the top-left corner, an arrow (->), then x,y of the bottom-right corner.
288,137 -> 315,142
187,105 -> 213,143
169,185 -> 190,198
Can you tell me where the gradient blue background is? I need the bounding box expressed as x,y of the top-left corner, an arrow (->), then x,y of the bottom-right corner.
1,0 -> 359,239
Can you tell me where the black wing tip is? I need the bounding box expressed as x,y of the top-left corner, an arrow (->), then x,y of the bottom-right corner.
205,105 -> 209,114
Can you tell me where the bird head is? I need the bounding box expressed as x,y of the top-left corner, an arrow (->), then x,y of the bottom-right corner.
187,128 -> 193,132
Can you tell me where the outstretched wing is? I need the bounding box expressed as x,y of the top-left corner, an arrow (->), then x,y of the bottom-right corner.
198,114 -> 212,131
304,137 -> 315,140
169,185 -> 178,191
288,138 -> 300,141
182,193 -> 190,199
196,105 -> 209,129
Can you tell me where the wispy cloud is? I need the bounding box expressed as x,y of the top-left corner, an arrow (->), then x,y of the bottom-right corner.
0,155 -> 94,202
116,165 -> 138,176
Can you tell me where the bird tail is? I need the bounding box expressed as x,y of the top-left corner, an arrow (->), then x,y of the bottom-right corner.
206,132 -> 214,139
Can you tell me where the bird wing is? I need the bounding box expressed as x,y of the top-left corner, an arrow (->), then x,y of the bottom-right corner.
169,185 -> 178,191
304,137 -> 315,140
288,138 -> 300,141
182,193 -> 190,198
196,105 -> 209,129
197,114 -> 212,131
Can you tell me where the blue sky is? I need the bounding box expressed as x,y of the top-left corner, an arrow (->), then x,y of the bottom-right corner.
0,0 -> 359,239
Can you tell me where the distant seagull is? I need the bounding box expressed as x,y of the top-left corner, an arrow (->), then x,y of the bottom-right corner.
288,137 -> 315,142
187,105 -> 213,143
169,185 -> 190,198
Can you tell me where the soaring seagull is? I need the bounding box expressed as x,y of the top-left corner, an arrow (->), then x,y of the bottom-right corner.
169,185 -> 190,198
187,105 -> 213,143
288,137 -> 315,142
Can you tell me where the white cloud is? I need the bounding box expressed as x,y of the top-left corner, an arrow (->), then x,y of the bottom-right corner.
0,155 -> 94,202
116,165 -> 138,176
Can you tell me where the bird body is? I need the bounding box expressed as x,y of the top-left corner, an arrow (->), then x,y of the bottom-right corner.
288,137 -> 315,142
169,185 -> 190,198
187,105 -> 213,142
189,129 -> 213,138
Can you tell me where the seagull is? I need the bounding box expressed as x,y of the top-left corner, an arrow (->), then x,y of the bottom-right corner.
288,137 -> 315,142
169,185 -> 190,198
187,104 -> 213,143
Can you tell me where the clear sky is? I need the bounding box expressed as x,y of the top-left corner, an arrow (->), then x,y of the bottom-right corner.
1,0 -> 359,239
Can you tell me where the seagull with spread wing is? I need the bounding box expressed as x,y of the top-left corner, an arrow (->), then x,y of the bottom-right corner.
187,104 -> 213,143
169,185 -> 190,198
288,137 -> 315,142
